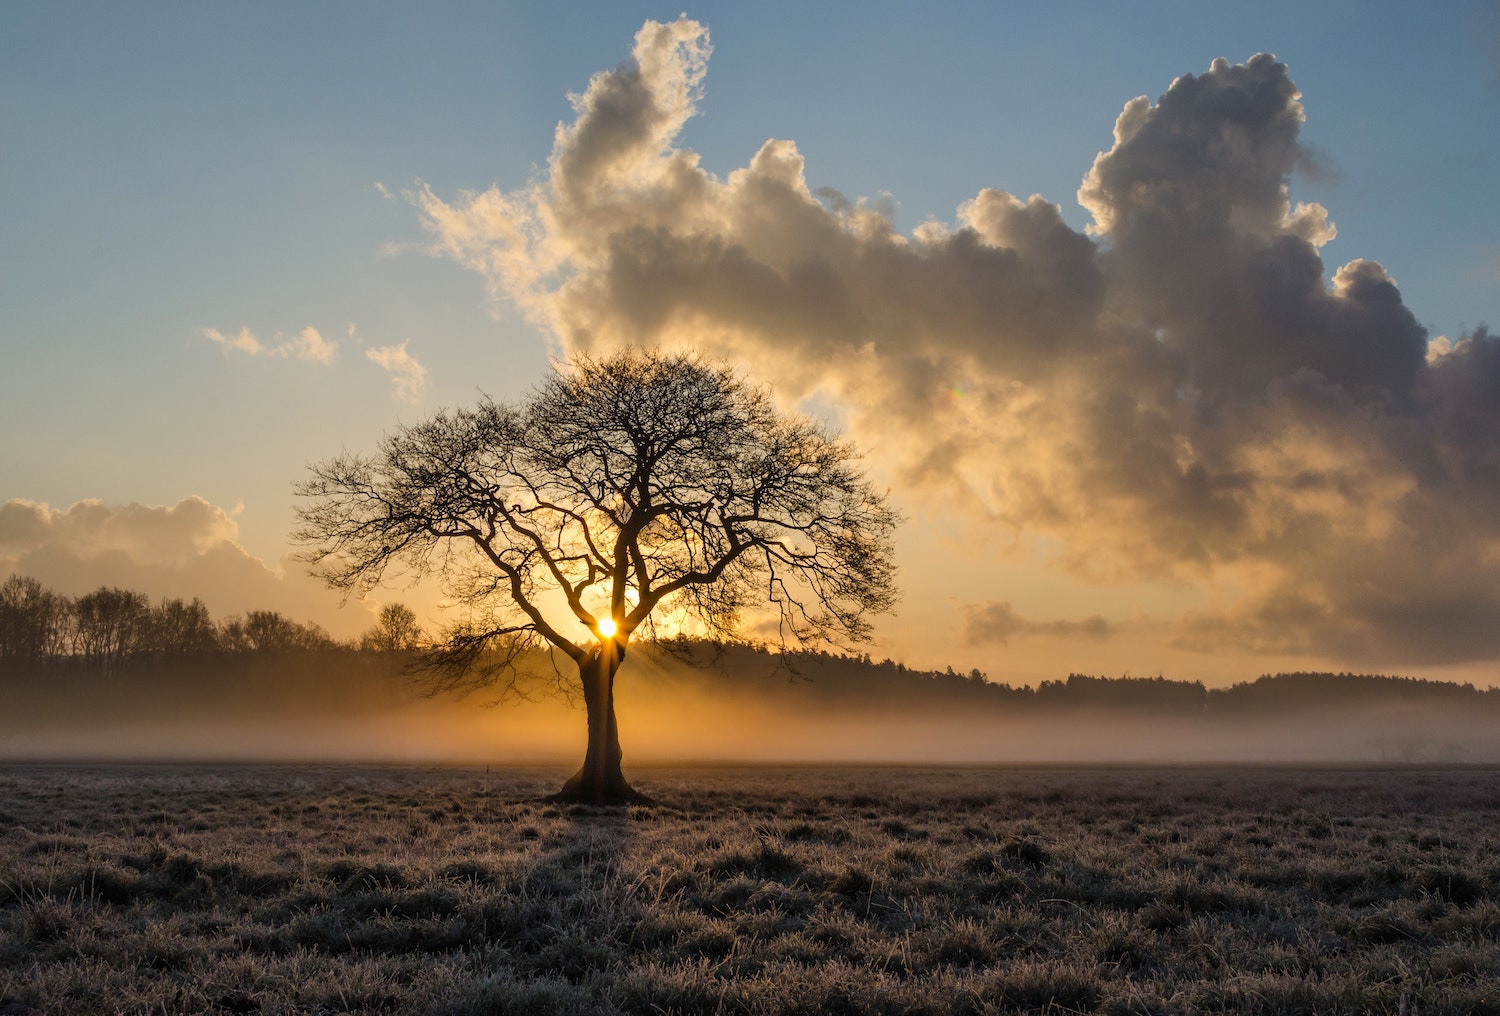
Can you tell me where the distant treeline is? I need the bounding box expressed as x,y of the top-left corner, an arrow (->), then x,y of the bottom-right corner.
5,574 -> 1497,718
661,640 -> 1500,718
0,574 -> 423,674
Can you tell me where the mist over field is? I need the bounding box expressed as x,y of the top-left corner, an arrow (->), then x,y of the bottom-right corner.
3,646 -> 1495,767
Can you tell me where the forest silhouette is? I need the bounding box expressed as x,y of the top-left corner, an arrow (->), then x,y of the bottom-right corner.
4,573 -> 1498,766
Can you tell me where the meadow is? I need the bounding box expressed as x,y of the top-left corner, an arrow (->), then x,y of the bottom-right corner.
1,764 -> 1497,1015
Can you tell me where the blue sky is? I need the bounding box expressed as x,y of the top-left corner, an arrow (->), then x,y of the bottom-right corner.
3,3 -> 1497,684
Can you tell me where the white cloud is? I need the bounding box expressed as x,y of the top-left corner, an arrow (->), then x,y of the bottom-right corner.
365,341 -> 428,403
202,325 -> 336,364
283,325 -> 336,364
204,321 -> 424,401
203,326 -> 264,355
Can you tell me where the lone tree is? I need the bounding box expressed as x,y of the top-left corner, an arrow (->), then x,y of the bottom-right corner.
295,349 -> 898,803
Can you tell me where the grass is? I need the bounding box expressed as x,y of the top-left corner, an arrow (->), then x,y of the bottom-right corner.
1,764 -> 1497,1014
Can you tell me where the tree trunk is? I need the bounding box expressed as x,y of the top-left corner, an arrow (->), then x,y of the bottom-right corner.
554,642 -> 649,805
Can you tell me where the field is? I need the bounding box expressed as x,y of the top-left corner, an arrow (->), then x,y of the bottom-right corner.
1,765 -> 1497,1015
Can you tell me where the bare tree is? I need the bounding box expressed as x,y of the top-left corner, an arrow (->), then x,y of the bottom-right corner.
360,603 -> 424,652
146,597 -> 219,657
72,586 -> 151,675
220,610 -> 336,654
296,349 -> 899,803
0,575 -> 71,664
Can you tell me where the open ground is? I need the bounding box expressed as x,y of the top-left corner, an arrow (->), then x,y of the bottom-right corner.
1,764 -> 1497,1014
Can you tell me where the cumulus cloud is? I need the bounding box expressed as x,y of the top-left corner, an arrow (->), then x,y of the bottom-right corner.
0,497 -> 238,566
0,497 -> 363,636
963,601 -> 1113,646
286,326 -> 337,364
411,19 -> 1500,667
365,341 -> 428,403
203,325 -> 337,364
202,326 -> 264,355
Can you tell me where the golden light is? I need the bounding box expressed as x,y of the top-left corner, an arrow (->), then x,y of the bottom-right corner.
596,616 -> 618,639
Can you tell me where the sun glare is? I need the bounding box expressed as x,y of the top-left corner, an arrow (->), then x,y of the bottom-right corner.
597,616 -> 618,638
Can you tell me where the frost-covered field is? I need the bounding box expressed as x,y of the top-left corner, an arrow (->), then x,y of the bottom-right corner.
1,764 -> 1497,1014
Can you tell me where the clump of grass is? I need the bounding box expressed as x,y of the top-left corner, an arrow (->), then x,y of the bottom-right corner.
708,840 -> 803,881
1410,865 -> 1486,906
999,838 -> 1051,867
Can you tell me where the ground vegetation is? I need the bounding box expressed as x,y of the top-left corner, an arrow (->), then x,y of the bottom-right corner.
1,765 -> 1497,1014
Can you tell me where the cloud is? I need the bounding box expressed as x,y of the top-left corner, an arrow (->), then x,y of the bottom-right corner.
205,321 -> 424,401
411,21 -> 1500,667
963,601 -> 1113,646
284,326 -> 337,364
202,326 -> 263,355
0,496 -> 237,565
202,325 -> 336,364
365,341 -> 428,403
0,497 -> 366,636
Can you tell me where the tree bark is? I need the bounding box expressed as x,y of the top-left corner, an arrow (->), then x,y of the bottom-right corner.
554,642 -> 649,804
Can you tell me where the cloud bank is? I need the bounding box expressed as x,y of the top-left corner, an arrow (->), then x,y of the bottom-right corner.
0,497 -> 363,635
414,21 -> 1500,667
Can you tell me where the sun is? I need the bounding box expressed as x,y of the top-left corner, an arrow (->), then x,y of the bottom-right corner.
596,616 -> 618,638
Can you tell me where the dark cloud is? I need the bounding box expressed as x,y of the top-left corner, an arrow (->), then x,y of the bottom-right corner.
963,601 -> 1113,647
415,20 -> 1500,667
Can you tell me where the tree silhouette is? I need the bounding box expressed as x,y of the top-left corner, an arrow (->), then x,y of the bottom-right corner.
361,603 -> 424,652
146,597 -> 219,657
0,575 -> 71,663
72,586 -> 150,675
219,610 -> 336,654
295,349 -> 899,802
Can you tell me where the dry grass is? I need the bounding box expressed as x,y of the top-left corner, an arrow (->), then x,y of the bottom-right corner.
1,764 -> 1497,1014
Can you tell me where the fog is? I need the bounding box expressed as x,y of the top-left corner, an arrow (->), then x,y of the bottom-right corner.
5,701 -> 1492,768
3,650 -> 1495,767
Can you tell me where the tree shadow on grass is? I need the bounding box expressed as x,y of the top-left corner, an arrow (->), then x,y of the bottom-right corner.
495,799 -> 648,980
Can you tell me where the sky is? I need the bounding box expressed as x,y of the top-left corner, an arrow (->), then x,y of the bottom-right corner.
2,2 -> 1498,689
